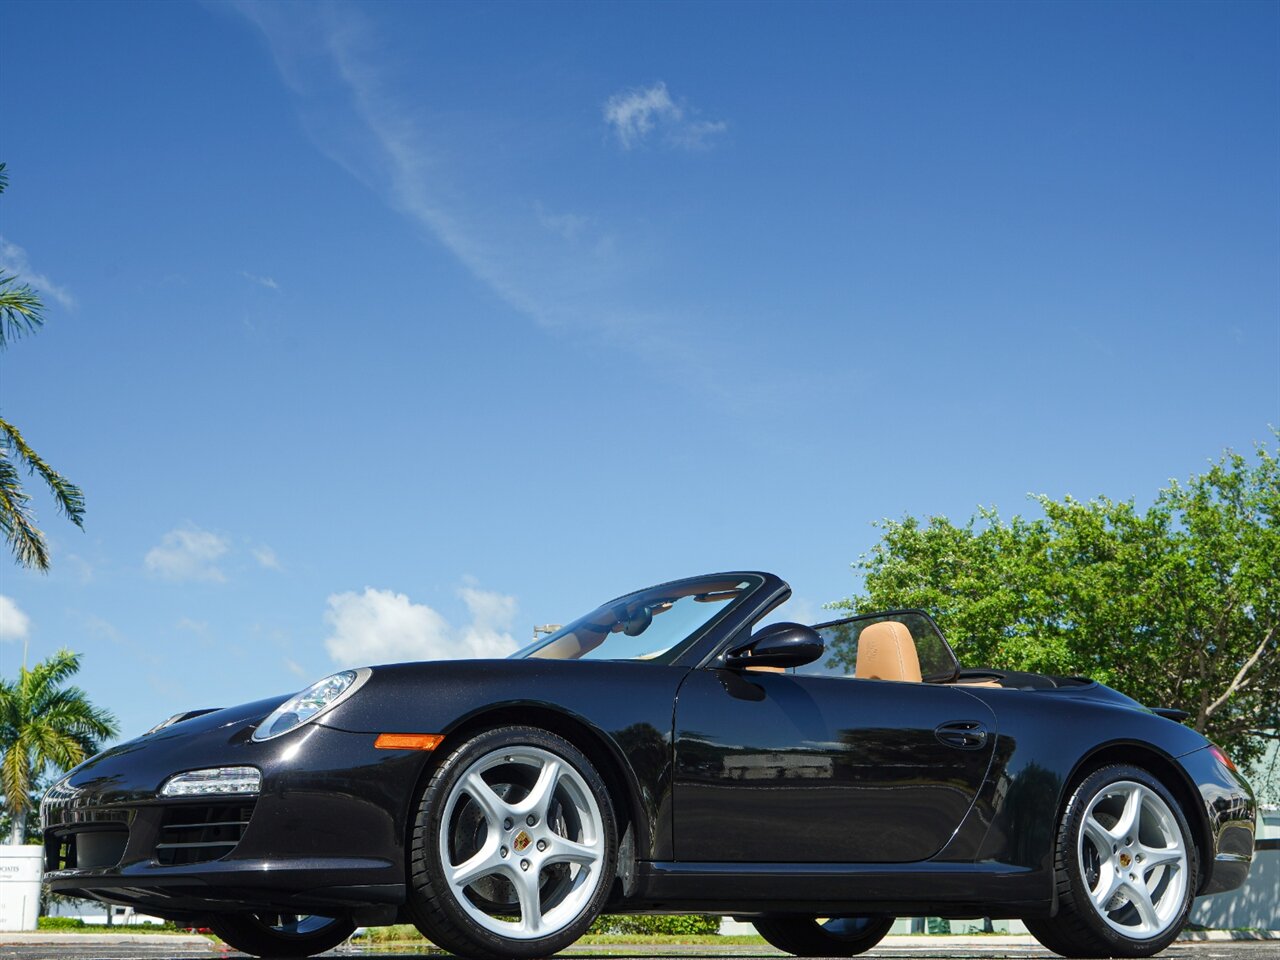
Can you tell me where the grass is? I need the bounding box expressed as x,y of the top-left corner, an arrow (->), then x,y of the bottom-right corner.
35,923 -> 213,936
356,926 -> 767,948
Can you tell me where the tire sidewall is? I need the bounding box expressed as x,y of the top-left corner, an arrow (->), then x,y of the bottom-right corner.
1061,764 -> 1198,955
413,726 -> 618,957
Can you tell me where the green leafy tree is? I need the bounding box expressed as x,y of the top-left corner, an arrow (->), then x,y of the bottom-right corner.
1,649 -> 118,843
832,436 -> 1279,765
0,162 -> 85,570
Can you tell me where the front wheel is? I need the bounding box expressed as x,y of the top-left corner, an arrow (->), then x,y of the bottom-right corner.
1025,764 -> 1198,958
207,913 -> 354,958
752,916 -> 894,956
406,725 -> 618,960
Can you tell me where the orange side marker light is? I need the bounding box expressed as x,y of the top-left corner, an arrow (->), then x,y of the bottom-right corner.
375,733 -> 444,751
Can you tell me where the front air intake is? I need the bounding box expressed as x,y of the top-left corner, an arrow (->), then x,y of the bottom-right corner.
155,802 -> 255,866
46,825 -> 128,871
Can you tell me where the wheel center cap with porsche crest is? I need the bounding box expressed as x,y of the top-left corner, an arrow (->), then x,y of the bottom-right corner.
513,830 -> 532,852
1119,852 -> 1132,868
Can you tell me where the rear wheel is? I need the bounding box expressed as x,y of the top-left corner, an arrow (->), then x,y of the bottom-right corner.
752,916 -> 894,956
208,913 -> 353,958
1025,764 -> 1197,958
406,726 -> 617,960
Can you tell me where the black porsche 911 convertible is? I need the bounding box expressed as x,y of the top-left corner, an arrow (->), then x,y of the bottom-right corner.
43,572 -> 1254,959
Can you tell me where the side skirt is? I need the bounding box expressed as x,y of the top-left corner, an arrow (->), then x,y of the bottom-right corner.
613,860 -> 1053,918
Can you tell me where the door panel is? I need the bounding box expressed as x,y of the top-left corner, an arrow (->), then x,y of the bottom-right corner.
673,669 -> 996,862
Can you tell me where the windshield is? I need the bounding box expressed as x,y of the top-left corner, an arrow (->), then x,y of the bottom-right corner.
511,575 -> 761,665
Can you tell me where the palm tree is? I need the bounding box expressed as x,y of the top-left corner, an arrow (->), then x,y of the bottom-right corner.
0,649 -> 118,843
0,161 -> 85,571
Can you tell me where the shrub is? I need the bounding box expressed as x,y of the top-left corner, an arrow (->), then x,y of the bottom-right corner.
38,916 -> 86,929
588,914 -> 720,935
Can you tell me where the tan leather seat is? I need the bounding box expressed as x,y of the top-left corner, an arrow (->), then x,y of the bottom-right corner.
855,621 -> 922,682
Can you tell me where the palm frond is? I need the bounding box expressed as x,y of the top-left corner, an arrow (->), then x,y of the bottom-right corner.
0,163 -> 49,350
0,646 -> 119,825
0,416 -> 84,528
0,447 -> 49,570
21,650 -> 84,705
0,679 -> 16,731
40,696 -> 118,746
0,275 -> 45,350
1,742 -> 31,821
22,723 -> 86,773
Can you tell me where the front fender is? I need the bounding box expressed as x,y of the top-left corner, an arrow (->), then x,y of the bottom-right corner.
319,659 -> 688,860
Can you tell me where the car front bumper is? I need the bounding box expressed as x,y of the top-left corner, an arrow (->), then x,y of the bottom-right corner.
41,715 -> 429,920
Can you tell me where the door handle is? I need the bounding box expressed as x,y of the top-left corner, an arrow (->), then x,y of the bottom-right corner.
935,720 -> 988,750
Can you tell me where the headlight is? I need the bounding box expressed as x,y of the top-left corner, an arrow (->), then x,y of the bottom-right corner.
161,766 -> 261,796
251,668 -> 370,741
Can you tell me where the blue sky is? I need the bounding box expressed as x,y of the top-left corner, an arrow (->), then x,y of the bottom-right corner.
1,0 -> 1276,744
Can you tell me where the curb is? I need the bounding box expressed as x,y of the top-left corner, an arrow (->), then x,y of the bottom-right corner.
875,932 -> 1280,945
0,932 -> 214,946
1179,930 -> 1280,941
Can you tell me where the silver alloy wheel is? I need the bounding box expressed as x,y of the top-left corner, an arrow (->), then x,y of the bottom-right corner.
438,745 -> 606,940
1077,779 -> 1188,940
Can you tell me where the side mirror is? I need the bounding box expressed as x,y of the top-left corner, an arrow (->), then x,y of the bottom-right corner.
725,622 -> 824,670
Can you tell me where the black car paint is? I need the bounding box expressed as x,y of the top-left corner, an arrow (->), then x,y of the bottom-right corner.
42,571 -> 1256,924
671,669 -> 999,863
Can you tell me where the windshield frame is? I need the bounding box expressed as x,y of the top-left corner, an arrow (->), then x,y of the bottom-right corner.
509,572 -> 772,667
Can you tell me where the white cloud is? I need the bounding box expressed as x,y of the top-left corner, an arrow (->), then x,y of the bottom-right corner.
668,118 -> 729,151
228,9 -> 689,338
0,595 -> 31,642
144,527 -> 229,582
324,585 -> 517,667
283,657 -> 308,678
0,237 -> 76,309
241,271 -> 280,290
457,585 -> 519,656
604,82 -> 680,149
603,82 -> 727,151
252,544 -> 283,570
223,4 -> 760,412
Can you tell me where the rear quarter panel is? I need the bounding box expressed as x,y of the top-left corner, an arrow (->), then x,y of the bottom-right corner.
939,686 -> 1216,876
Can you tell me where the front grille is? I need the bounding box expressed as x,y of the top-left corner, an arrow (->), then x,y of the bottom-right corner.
156,802 -> 255,866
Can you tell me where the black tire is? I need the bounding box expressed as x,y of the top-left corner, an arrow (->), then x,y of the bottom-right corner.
208,913 -> 354,958
752,916 -> 894,956
406,725 -> 618,960
1025,764 -> 1199,958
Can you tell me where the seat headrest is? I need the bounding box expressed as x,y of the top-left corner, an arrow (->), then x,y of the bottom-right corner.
855,621 -> 922,683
